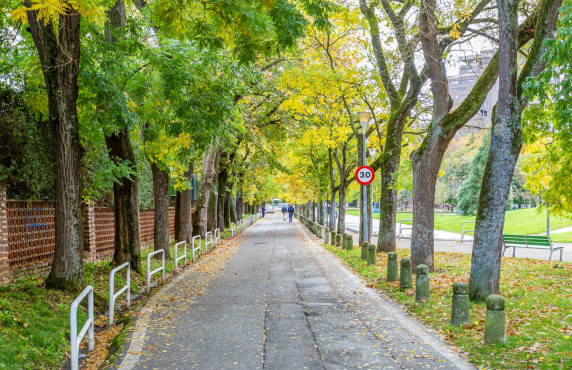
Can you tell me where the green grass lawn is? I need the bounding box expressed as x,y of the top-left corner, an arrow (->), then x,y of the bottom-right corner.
551,231 -> 572,244
324,244 -> 572,369
346,208 -> 572,236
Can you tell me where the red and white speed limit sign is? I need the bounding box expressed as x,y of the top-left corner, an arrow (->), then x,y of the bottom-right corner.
355,165 -> 375,185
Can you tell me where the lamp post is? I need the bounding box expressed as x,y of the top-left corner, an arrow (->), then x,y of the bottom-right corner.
358,111 -> 372,243
368,147 -> 378,239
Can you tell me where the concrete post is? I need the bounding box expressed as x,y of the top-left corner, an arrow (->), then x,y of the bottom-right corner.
451,282 -> 470,326
484,295 -> 506,344
415,264 -> 430,302
367,243 -> 376,266
360,242 -> 368,261
335,233 -> 342,247
345,234 -> 353,250
331,231 -> 336,245
325,229 -> 331,244
387,252 -> 398,281
399,257 -> 412,289
0,187 -> 11,285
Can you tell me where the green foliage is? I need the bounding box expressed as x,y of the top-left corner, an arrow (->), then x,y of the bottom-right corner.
522,0 -> 572,216
0,90 -> 54,199
457,134 -> 490,215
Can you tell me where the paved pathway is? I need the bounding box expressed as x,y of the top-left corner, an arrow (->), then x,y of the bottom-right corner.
110,214 -> 474,369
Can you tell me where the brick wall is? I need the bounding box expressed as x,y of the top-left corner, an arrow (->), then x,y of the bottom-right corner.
3,200 -> 178,284
0,188 -> 10,284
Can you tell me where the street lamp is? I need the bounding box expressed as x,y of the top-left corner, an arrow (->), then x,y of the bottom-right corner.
368,147 -> 378,239
358,112 -> 372,243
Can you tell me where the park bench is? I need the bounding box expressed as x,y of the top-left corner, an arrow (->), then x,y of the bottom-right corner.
502,234 -> 563,261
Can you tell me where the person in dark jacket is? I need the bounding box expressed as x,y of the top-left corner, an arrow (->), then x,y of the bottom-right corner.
281,205 -> 287,221
261,205 -> 266,218
287,205 -> 294,222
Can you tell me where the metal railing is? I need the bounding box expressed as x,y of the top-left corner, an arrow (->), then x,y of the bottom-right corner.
205,231 -> 213,253
70,285 -> 94,370
174,241 -> 187,271
214,228 -> 221,247
461,221 -> 476,242
398,219 -> 412,239
109,262 -> 130,325
146,249 -> 165,294
191,235 -> 202,261
230,222 -> 236,236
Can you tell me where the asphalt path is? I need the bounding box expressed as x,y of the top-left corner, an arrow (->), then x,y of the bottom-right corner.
110,214 -> 474,369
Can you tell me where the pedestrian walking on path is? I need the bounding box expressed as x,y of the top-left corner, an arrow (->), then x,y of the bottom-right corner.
111,216 -> 473,370
261,205 -> 266,218
288,204 -> 294,222
281,204 -> 287,221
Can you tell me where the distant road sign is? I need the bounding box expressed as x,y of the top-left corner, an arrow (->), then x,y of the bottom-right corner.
355,166 -> 375,185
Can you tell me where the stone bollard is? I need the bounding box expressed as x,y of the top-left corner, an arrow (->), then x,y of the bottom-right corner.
484,295 -> 506,344
415,264 -> 430,302
324,229 -> 331,244
451,282 -> 470,326
346,234 -> 354,250
330,231 -> 336,245
367,243 -> 376,266
361,242 -> 368,261
399,258 -> 412,289
336,233 -> 342,247
387,252 -> 399,281
341,233 -> 347,249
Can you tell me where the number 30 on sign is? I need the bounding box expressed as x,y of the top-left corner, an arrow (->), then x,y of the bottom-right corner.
355,166 -> 375,185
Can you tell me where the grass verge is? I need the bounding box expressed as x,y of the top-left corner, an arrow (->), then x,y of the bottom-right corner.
346,208 -> 572,236
323,244 -> 572,369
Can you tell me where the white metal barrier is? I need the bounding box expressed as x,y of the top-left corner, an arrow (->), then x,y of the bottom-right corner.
398,219 -> 412,240
231,222 -> 236,236
70,285 -> 94,370
214,228 -> 221,246
174,241 -> 187,271
191,235 -> 202,261
108,262 -> 130,325
146,249 -> 165,293
205,231 -> 213,252
461,221 -> 476,242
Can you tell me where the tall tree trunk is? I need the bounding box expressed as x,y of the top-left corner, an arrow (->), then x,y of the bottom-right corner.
376,124 -> 403,252
103,0 -> 142,270
469,0 -> 519,299
469,0 -> 561,301
207,184 -> 218,232
27,5 -> 85,289
175,165 -> 193,243
230,192 -> 237,223
411,143 -> 447,271
193,146 -> 218,236
224,189 -> 231,228
106,132 -> 141,271
151,162 -> 170,258
328,148 -> 337,231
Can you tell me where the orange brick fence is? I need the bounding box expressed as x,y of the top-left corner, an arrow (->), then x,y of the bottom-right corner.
0,189 -> 179,283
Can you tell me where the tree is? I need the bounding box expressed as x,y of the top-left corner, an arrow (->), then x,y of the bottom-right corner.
410,0 -> 561,271
469,0 -> 561,301
21,1 -> 85,289
457,135 -> 490,215
521,0 -> 572,217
